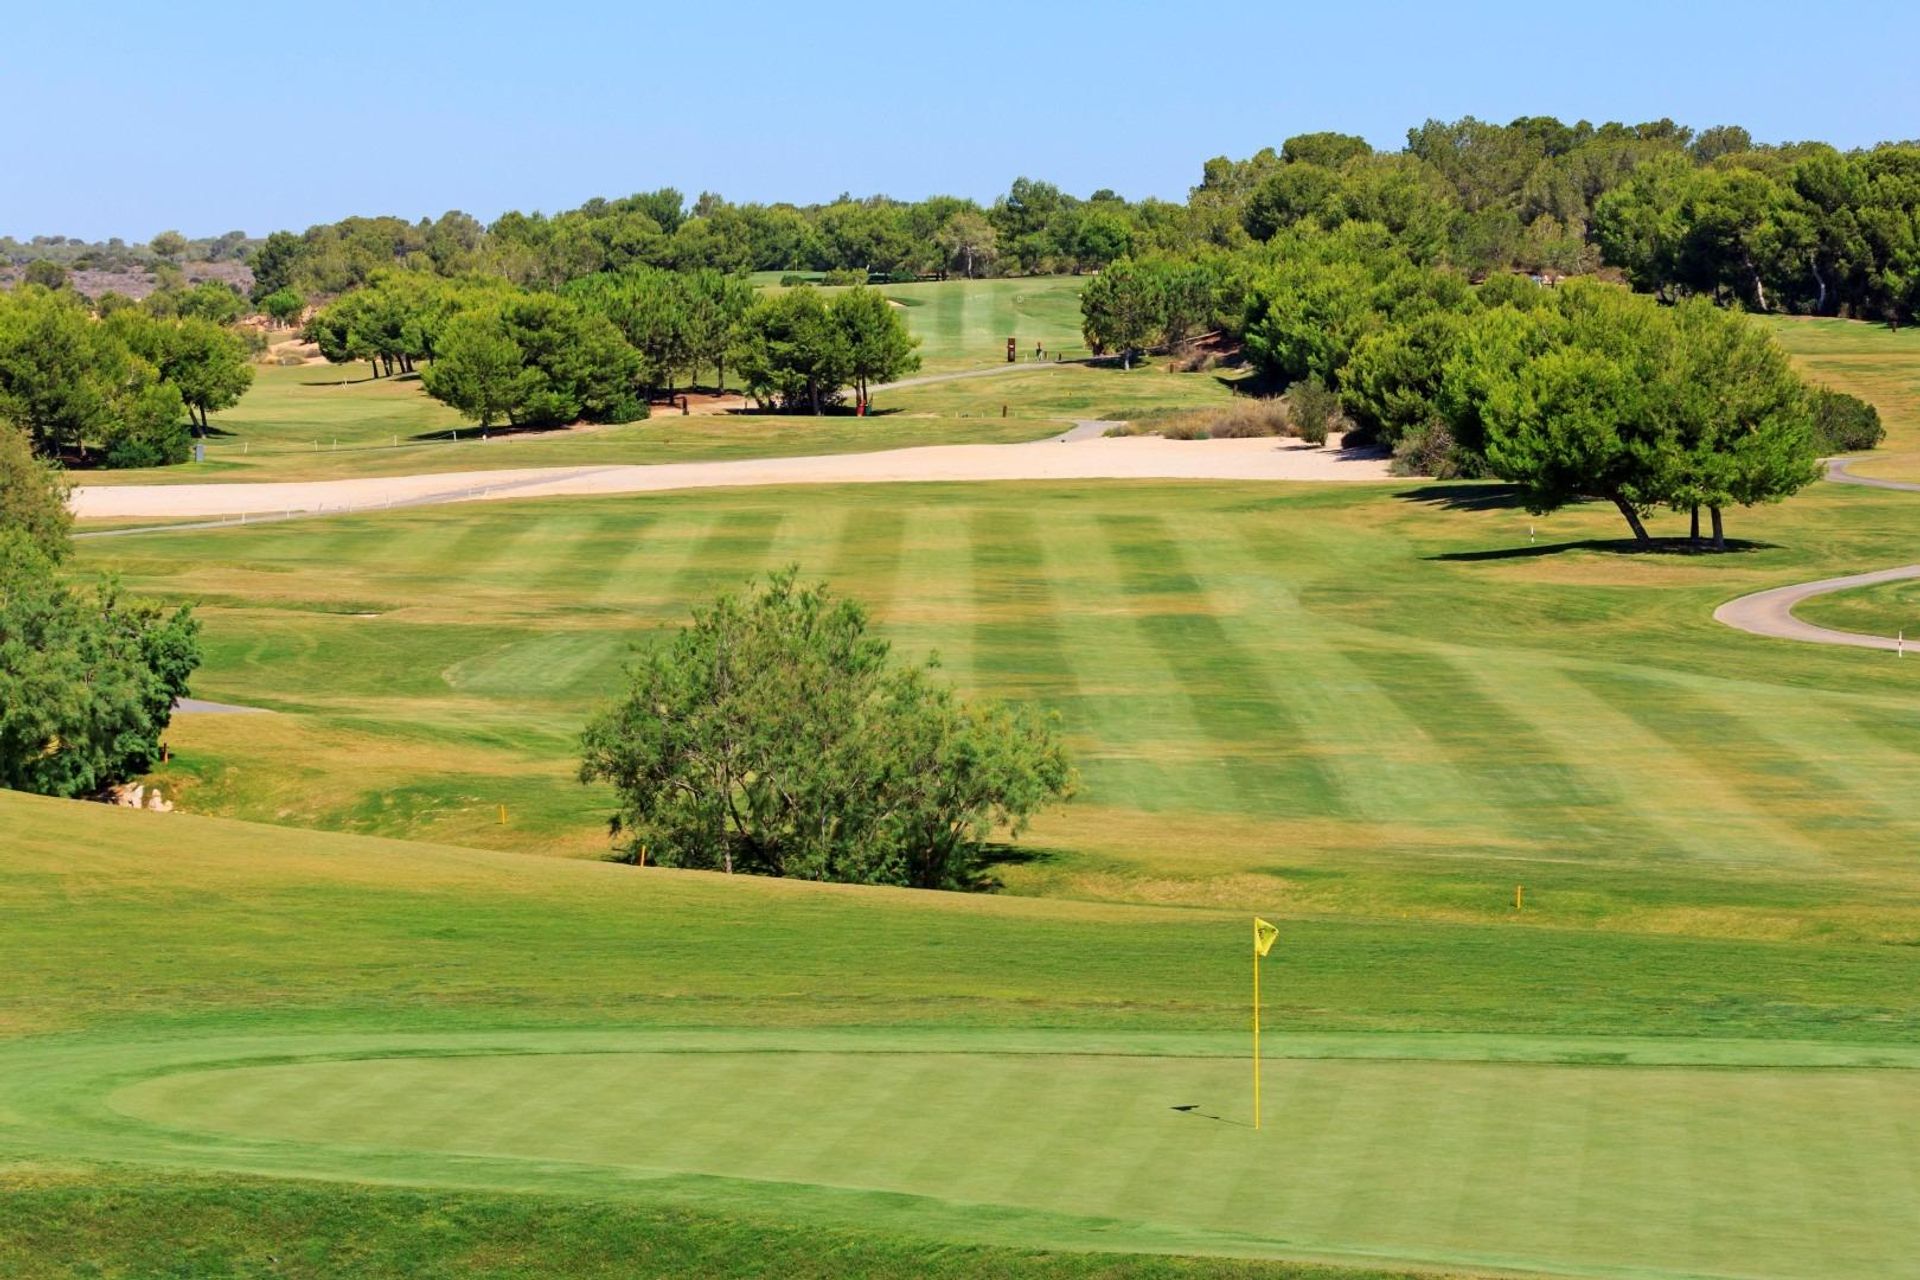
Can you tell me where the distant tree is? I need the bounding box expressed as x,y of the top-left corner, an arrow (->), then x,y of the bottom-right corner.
422,310 -> 530,429
260,287 -> 306,327
149,230 -> 188,261
935,210 -> 998,278
0,286 -> 123,457
1691,125 -> 1755,164
21,260 -> 68,290
1662,297 -> 1821,548
421,292 -> 644,428
579,569 -> 1073,888
248,231 -> 307,303
137,317 -> 255,432
1810,387 -> 1884,453
1078,258 -> 1161,360
832,286 -> 920,408
1281,131 -> 1374,169
153,281 -> 246,326
682,269 -> 755,392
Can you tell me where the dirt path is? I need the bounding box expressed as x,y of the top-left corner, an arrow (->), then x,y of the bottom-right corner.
1712,457 -> 1920,651
72,430 -> 1392,528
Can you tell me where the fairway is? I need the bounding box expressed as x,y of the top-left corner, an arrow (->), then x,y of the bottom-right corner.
85,475 -> 1920,939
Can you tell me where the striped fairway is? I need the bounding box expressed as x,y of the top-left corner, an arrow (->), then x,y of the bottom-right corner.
46,1033 -> 1920,1279
91,477 -> 1920,931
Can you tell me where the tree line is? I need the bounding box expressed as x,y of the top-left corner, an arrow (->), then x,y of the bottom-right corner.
1081,220 -> 1865,546
305,268 -> 921,428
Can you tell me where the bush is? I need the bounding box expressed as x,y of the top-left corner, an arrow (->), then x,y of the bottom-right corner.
579,570 -> 1073,889
1811,388 -> 1884,453
821,268 -> 866,286
1284,376 -> 1345,445
1390,419 -> 1472,478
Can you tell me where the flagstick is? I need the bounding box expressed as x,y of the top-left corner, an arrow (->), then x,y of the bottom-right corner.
1252,924 -> 1262,1131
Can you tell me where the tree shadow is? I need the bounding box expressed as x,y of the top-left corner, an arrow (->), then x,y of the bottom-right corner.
1394,483 -> 1530,511
966,842 -> 1059,892
297,374 -> 378,386
1431,536 -> 1778,562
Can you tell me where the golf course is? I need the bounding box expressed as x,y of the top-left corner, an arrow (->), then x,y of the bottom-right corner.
9,58 -> 1920,1273
6,278 -> 1920,1279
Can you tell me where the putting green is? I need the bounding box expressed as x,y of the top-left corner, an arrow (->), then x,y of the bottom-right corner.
9,1031 -> 1907,1278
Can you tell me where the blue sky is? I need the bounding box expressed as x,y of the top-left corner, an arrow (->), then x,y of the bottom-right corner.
3,0 -> 1916,240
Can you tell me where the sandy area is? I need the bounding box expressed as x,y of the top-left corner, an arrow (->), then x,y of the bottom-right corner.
71,435 -> 1393,521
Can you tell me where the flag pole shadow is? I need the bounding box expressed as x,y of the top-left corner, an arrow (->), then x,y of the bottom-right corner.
1170,1104 -> 1252,1128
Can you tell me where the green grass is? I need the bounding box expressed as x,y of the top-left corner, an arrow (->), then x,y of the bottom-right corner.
1794,575 -> 1920,638
8,793 -> 1920,1277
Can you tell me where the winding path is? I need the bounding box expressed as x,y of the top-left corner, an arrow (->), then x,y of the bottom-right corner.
1712,457 -> 1920,651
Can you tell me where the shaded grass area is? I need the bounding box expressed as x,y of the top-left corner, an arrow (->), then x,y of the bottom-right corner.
1794,574 -> 1920,638
0,1170 -> 1420,1280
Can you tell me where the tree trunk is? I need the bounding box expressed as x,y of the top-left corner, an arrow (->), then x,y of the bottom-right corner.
1611,495 -> 1653,547
1710,505 -> 1726,552
1689,505 -> 1700,546
1811,255 -> 1830,314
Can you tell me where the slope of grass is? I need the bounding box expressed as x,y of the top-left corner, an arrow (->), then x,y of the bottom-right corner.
1764,315 -> 1920,478
2,1170 -> 1415,1280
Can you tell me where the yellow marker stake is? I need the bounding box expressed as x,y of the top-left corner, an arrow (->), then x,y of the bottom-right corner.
1252,917 -> 1279,1129
1516,884 -> 1524,911
499,804 -> 507,826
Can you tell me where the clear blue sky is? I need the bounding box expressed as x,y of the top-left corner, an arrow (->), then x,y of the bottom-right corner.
4,0 -> 1916,241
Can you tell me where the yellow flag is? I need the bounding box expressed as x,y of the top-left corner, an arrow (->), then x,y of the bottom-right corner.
1253,917 -> 1279,957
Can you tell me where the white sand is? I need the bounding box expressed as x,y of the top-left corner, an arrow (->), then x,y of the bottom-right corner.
71,435 -> 1394,521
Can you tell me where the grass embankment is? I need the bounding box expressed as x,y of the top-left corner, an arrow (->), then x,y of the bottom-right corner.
6,792 -> 1920,1278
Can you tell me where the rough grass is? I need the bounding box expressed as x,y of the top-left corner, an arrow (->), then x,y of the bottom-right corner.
1793,575 -> 1920,638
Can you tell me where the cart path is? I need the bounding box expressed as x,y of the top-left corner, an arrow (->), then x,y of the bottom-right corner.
71,430 -> 1391,532
1710,457 -> 1920,651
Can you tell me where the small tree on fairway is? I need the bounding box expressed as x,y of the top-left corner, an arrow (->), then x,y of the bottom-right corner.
580,570 -> 1073,889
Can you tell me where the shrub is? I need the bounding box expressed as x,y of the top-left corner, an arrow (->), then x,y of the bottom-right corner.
1284,376 -> 1345,445
1390,419 -> 1471,477
1811,388 -> 1884,453
821,268 -> 866,286
580,570 -> 1073,889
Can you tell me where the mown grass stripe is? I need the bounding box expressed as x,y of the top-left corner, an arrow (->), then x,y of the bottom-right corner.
1091,513 -> 1345,820
1342,647 -> 1667,862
